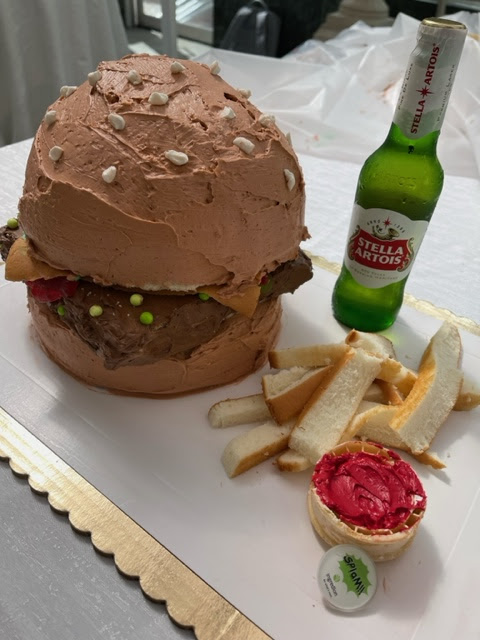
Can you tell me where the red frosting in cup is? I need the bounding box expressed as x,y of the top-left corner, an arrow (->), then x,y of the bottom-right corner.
312,447 -> 426,531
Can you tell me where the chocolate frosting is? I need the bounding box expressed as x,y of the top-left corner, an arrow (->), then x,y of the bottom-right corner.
19,54 -> 307,292
41,251 -> 312,369
30,294 -> 282,396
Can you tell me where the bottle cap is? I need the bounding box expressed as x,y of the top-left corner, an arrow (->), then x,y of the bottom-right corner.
317,544 -> 377,612
422,17 -> 467,30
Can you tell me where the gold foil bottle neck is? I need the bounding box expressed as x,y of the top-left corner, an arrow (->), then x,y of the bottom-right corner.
421,17 -> 467,30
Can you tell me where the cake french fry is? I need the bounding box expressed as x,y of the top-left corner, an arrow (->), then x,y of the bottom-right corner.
349,403 -> 446,469
211,322 -> 475,478
346,330 -> 405,403
208,394 -> 271,428
276,449 -> 311,473
268,343 -> 349,369
221,421 -> 294,478
289,348 -> 384,464
455,376 -> 480,411
391,322 -> 463,454
376,359 -> 417,396
208,367 -> 311,428
345,329 -> 396,358
263,366 -> 332,424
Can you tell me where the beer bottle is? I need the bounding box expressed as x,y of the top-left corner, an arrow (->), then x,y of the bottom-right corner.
332,18 -> 467,332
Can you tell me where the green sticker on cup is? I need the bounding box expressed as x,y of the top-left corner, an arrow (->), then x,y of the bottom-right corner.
339,553 -> 373,597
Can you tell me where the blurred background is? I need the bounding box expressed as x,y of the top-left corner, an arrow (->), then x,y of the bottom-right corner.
125,0 -> 478,56
0,0 -> 478,146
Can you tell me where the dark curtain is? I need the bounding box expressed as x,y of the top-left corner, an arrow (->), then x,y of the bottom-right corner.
214,0 -> 340,57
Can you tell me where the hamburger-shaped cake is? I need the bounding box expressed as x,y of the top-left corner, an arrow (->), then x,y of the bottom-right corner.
308,441 -> 427,562
1,54 -> 312,395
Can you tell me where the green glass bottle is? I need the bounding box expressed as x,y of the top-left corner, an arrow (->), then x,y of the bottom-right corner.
332,18 -> 467,332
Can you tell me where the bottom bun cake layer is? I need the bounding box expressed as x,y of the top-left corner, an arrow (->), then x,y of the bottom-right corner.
29,295 -> 282,396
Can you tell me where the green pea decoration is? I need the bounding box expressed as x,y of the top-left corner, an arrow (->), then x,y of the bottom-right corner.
89,305 -> 103,317
140,311 -> 154,325
7,217 -> 19,230
130,294 -> 144,306
57,305 -> 66,317
198,292 -> 210,301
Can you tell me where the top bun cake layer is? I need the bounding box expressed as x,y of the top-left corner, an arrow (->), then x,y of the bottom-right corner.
19,54 -> 307,293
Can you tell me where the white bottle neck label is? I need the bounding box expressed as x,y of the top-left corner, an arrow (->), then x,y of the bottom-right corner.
344,205 -> 428,288
393,23 -> 466,139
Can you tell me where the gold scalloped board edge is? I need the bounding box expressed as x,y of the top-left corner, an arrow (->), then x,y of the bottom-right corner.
307,253 -> 480,337
0,408 -> 270,640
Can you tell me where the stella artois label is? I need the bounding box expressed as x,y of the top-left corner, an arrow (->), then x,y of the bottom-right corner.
344,205 -> 429,288
393,21 -> 466,139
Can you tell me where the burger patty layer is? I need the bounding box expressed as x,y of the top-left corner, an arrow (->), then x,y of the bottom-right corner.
46,251 -> 311,368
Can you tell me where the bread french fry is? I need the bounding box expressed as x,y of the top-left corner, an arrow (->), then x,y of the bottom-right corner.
261,366 -> 311,399
342,403 -> 398,444
276,449 -> 311,472
263,366 -> 332,424
454,375 -> 480,411
289,348 -> 384,464
208,394 -> 270,428
363,382 -> 386,403
376,379 -> 404,405
221,420 -> 293,478
376,358 -> 417,396
413,451 -> 446,470
208,368 -> 312,428
349,403 -> 446,469
345,329 -> 396,358
213,321 -> 473,478
268,343 -> 349,369
345,328 -> 416,396
346,331 -> 405,404
391,322 -> 463,454
356,400 -> 382,413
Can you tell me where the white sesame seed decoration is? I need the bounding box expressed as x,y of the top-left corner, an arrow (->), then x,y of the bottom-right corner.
108,113 -> 126,131
209,60 -> 221,75
88,70 -> 102,86
127,69 -> 142,85
259,114 -> 276,126
284,169 -> 295,191
102,166 -> 117,183
44,110 -> 57,125
60,85 -> 77,98
148,91 -> 169,105
165,150 -> 189,166
49,146 -> 63,162
170,61 -> 186,74
237,88 -> 252,98
220,106 -> 236,120
285,132 -> 292,145
233,137 -> 255,155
